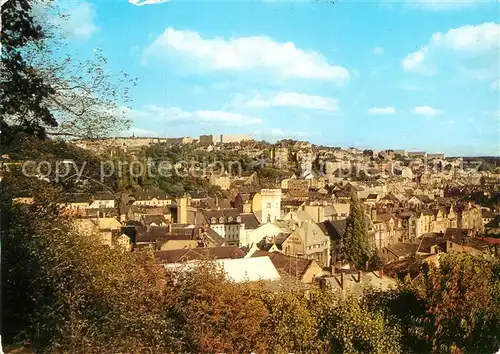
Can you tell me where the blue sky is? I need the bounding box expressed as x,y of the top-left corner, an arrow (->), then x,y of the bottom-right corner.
54,0 -> 498,156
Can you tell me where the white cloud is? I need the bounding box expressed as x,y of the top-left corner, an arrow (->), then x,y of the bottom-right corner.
413,106 -> 441,117
406,0 -> 477,11
430,23 -> 500,53
129,0 -> 169,5
31,1 -> 99,40
373,47 -> 384,55
402,23 -> 500,74
143,27 -> 349,82
233,92 -> 339,111
126,105 -> 263,127
57,2 -> 99,40
402,50 -> 427,72
368,106 -> 396,115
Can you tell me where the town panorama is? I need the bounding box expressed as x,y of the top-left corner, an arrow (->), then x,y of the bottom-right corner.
1,0 -> 499,353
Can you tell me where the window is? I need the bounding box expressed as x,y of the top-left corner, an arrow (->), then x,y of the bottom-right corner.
266,202 -> 272,209
236,216 -> 241,223
219,217 -> 225,224
228,216 -> 233,223
211,217 -> 216,224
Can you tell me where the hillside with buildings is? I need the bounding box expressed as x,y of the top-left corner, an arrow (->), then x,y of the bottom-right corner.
3,133 -> 500,353
2,0 -> 499,352
5,133 -> 499,268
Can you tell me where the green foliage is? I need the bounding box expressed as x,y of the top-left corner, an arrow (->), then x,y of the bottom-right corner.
421,254 -> 500,353
261,288 -> 319,353
2,134 -> 118,196
467,190 -> 500,211
164,263 -> 269,353
362,286 -> 430,352
141,142 -> 256,196
145,142 -> 256,176
311,291 -> 402,354
1,0 -> 133,142
257,166 -> 291,180
363,254 -> 500,354
1,185 -> 171,352
340,193 -> 372,268
1,0 -> 56,139
472,158 -> 499,172
367,253 -> 384,271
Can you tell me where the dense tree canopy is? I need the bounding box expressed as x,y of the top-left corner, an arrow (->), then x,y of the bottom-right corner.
364,253 -> 500,353
339,193 -> 372,268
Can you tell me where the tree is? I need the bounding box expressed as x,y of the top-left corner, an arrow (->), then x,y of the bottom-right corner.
367,253 -> 384,271
363,149 -> 374,157
1,0 -> 56,139
362,285 -> 430,353
339,192 -> 372,268
164,262 -> 270,353
310,290 -> 402,354
1,0 -> 134,142
261,288 -> 320,353
364,254 -> 500,354
417,254 -> 500,353
3,133 -> 118,195
1,185 -> 172,352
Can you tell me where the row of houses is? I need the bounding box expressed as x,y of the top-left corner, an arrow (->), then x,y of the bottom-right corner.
43,182 -> 490,253
155,245 -> 397,294
16,175 -> 496,281
378,228 -> 494,264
